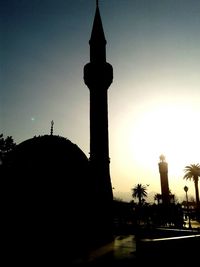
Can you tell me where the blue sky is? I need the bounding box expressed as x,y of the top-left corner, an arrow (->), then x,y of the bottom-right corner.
1,0 -> 200,202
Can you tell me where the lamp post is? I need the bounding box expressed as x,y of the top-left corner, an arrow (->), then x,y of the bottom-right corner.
184,186 -> 191,229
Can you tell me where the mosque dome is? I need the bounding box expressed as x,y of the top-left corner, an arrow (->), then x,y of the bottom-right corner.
4,135 -> 93,262
10,134 -> 88,169
5,134 -> 92,214
6,134 -> 89,184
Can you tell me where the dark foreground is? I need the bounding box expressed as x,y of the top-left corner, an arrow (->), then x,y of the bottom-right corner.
71,227 -> 200,266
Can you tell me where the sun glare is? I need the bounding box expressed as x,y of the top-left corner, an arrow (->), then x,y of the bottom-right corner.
111,101 -> 199,199
130,103 -> 199,174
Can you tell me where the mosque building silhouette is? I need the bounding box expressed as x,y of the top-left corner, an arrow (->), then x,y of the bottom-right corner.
4,1 -> 114,263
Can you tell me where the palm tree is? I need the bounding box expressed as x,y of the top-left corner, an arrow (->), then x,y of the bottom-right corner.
183,164 -> 200,206
154,193 -> 162,204
131,183 -> 147,206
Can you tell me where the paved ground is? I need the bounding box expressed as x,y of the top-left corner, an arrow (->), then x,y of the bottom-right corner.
71,224 -> 200,266
71,235 -> 137,266
185,219 -> 200,229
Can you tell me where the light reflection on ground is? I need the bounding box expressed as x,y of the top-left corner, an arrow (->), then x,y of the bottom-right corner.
113,235 -> 136,260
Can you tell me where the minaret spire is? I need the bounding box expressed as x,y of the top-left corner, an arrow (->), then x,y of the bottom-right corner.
84,3 -> 113,184
83,2 -> 114,244
89,0 -> 106,62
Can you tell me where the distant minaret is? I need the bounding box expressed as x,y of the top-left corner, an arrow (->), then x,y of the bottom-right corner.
83,1 -> 113,242
158,154 -> 170,205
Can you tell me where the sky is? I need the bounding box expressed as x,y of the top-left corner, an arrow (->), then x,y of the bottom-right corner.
1,0 -> 200,203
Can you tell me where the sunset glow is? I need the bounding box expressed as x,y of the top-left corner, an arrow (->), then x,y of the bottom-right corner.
131,103 -> 199,167
110,100 -> 199,202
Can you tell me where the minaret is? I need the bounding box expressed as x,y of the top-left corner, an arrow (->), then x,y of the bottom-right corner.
84,1 -> 113,243
158,154 -> 170,205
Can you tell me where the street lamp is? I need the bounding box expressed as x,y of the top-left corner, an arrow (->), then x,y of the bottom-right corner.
184,186 -> 191,229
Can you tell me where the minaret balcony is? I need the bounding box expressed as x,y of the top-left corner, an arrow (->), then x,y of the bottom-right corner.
84,62 -> 113,90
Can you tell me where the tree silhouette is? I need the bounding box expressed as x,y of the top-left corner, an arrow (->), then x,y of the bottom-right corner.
131,183 -> 148,206
183,163 -> 200,207
0,134 -> 16,165
154,193 -> 162,204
